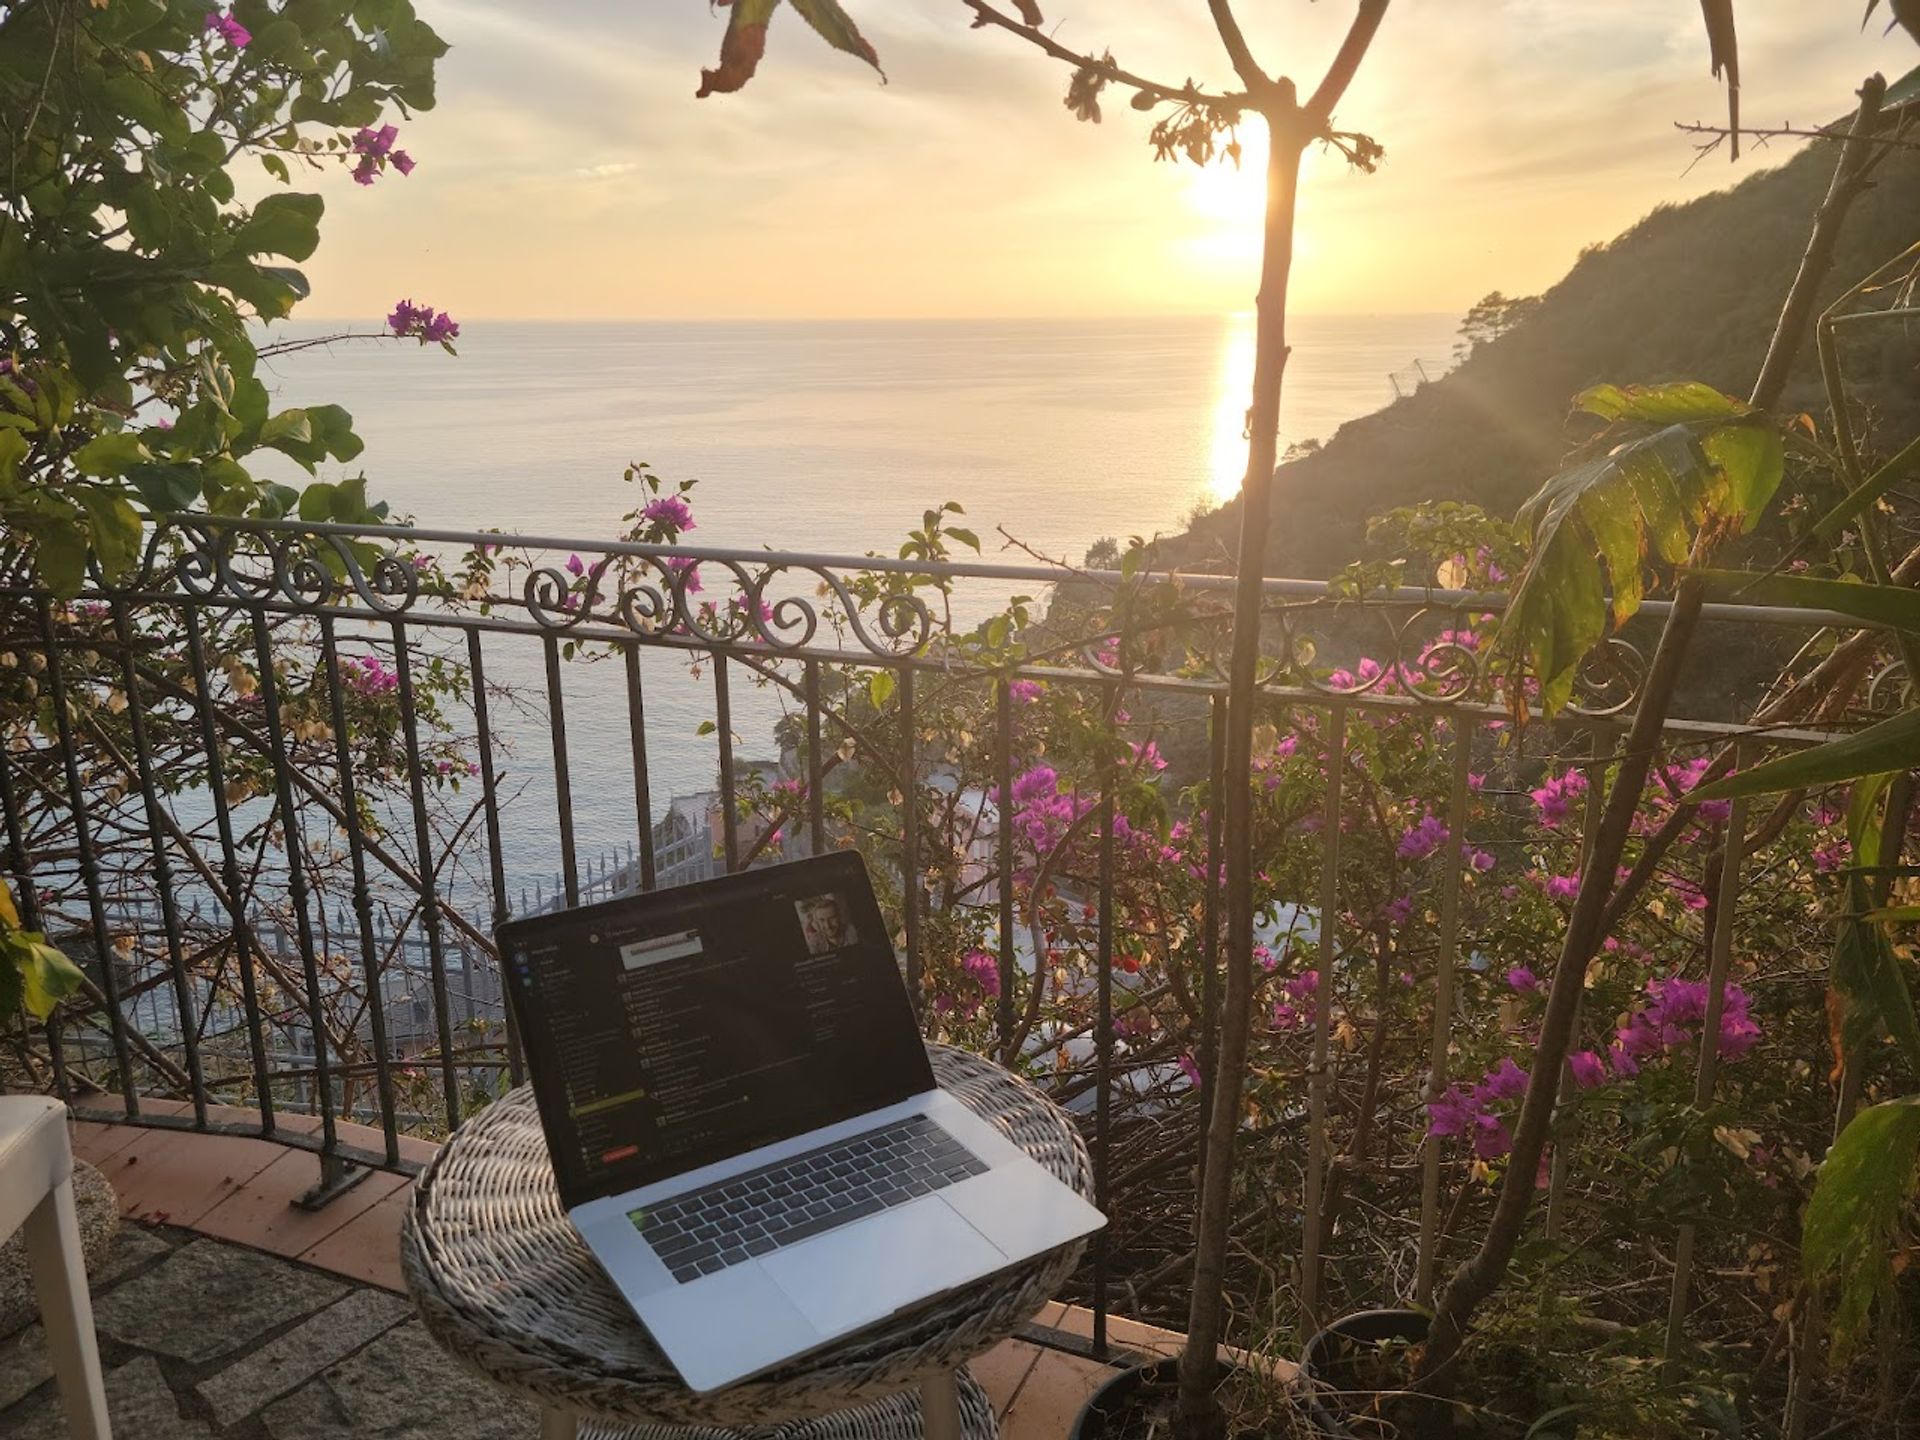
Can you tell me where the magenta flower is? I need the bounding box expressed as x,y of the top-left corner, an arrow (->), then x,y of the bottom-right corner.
643,496 -> 696,532
665,556 -> 703,593
388,299 -> 459,346
1427,1086 -> 1479,1139
1397,812 -> 1450,861
1505,966 -> 1539,994
1477,1056 -> 1529,1102
204,8 -> 251,46
1567,1050 -> 1608,1089
565,553 -> 585,576
390,150 -> 416,176
960,950 -> 1001,997
1544,874 -> 1580,902
1177,1054 -> 1202,1087
1471,1113 -> 1514,1160
1008,679 -> 1043,705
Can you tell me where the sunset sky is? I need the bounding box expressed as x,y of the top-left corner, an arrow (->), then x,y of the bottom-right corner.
301,2 -> 1902,321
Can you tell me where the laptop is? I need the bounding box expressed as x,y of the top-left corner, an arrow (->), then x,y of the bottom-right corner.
497,850 -> 1106,1391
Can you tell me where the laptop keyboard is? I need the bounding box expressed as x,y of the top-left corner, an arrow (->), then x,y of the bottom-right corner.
631,1114 -> 989,1284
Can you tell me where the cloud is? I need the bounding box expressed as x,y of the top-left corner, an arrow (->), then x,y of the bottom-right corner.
295,2 -> 1914,321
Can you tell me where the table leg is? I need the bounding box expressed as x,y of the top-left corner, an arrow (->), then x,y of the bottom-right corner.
922,1368 -> 964,1440
539,1404 -> 579,1440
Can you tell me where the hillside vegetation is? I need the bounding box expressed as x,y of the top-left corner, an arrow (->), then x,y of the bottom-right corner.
1171,134 -> 1920,578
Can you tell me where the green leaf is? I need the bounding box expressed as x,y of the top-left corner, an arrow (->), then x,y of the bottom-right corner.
1690,707 -> 1920,801
1690,569 -> 1920,632
27,523 -> 86,597
868,670 -> 896,707
128,463 -> 205,514
70,431 -> 153,477
789,0 -> 884,77
945,526 -> 980,552
1827,775 -> 1920,1076
1804,1095 -> 1920,1362
1575,381 -> 1747,425
0,428 -> 26,487
1808,431 -> 1920,542
1500,422 -> 1722,715
1884,58 -> 1920,108
259,408 -> 313,447
73,487 -> 145,583
1702,423 -> 1784,532
17,938 -> 82,1021
235,192 -> 325,261
698,0 -> 781,96
1865,905 -> 1920,925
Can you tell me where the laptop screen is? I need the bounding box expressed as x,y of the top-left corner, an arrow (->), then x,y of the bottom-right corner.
498,851 -> 936,1207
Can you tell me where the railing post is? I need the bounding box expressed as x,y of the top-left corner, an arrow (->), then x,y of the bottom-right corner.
1416,717 -> 1473,1306
1665,751 -> 1751,1360
1300,703 -> 1347,1324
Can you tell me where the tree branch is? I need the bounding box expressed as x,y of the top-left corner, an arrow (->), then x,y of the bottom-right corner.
960,0 -> 1246,108
1303,0 -> 1389,125
1205,0 -> 1269,95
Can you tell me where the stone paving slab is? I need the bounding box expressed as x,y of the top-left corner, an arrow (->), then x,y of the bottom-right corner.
195,1286 -> 412,1427
1,1354 -> 214,1440
93,1236 -> 348,1363
260,1318 -> 539,1440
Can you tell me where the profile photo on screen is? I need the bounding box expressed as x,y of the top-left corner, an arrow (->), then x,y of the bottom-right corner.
794,892 -> 856,956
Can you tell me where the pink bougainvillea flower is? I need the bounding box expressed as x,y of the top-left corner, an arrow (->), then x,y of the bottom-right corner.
665,556 -> 703,593
1567,1050 -> 1608,1089
1505,965 -> 1539,994
1544,874 -> 1581,902
390,149 -> 416,176
960,950 -> 1000,997
204,9 -> 251,47
565,553 -> 585,576
643,495 -> 696,532
1477,1056 -> 1530,1102
1397,811 -> 1450,861
1427,1086 -> 1479,1138
1471,1112 -> 1514,1160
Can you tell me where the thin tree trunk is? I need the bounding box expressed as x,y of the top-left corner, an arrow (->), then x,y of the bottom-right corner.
1417,72 -> 1891,1386
1177,103 -> 1305,1440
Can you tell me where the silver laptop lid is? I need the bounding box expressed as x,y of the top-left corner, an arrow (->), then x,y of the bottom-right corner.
498,851 -> 935,1210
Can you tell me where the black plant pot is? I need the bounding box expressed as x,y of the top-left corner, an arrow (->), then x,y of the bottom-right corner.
1069,1357 -> 1240,1440
1298,1309 -> 1430,1439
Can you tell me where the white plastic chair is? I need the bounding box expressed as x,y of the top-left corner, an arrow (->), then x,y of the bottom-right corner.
0,1097 -> 110,1439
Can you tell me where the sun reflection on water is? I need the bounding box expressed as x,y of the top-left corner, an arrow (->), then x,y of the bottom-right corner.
1207,313 -> 1258,507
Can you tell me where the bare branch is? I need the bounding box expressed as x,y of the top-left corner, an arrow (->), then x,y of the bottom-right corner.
1676,117 -> 1920,157
1205,0 -> 1269,95
1303,0 -> 1389,125
960,0 -> 1246,108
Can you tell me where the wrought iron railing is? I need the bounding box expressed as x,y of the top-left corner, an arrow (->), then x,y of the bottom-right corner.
0,513 -> 1892,1350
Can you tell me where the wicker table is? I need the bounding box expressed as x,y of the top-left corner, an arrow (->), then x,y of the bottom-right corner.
402,1044 -> 1094,1440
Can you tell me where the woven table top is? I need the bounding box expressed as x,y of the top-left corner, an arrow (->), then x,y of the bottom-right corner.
401,1043 -> 1095,1428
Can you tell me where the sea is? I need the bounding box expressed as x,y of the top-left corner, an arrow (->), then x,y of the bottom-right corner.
249,314 -> 1457,901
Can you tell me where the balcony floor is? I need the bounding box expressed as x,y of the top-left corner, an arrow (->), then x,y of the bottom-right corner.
0,1116 -> 1177,1438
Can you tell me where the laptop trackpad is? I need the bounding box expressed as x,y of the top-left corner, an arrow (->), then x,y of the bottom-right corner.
760,1200 -> 1004,1337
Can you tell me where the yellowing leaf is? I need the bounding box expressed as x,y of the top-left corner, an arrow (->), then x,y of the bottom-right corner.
698,0 -> 781,97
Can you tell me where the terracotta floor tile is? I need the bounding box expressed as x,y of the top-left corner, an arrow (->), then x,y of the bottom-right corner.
971,1337 -> 1047,1421
93,1128 -> 286,1228
295,1187 -> 409,1292
1046,1305 -> 1188,1363
69,1119 -> 145,1168
1001,1347 -> 1118,1440
194,1150 -> 409,1259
